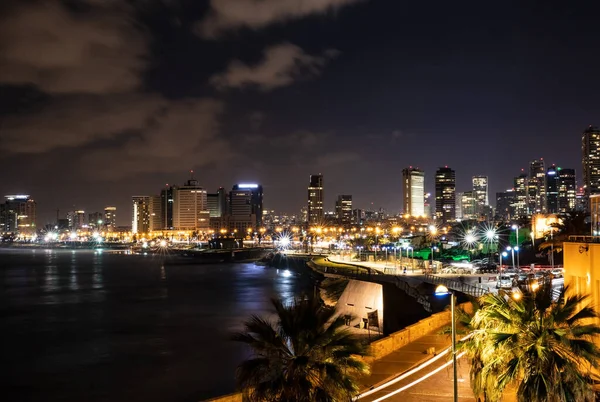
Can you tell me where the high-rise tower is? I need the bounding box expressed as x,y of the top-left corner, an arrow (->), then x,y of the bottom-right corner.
435,167 -> 456,223
402,167 -> 425,217
307,174 -> 324,225
582,126 -> 600,200
529,159 -> 546,213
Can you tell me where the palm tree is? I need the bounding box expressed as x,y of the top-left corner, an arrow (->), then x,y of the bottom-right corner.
461,286 -> 600,401
232,297 -> 370,401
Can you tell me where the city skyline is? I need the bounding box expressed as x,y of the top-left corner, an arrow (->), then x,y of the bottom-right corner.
1,1 -> 599,224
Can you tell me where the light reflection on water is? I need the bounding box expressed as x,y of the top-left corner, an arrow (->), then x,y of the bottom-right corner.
0,249 -> 312,402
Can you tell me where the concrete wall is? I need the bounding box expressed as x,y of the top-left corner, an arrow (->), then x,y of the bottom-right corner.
564,242 -> 600,316
336,280 -> 384,329
365,302 -> 472,363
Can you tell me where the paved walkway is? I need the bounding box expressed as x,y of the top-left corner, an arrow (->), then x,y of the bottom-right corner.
359,330 -> 452,390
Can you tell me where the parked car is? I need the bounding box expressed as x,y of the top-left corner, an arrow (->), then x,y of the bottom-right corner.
497,275 -> 515,289
551,268 -> 564,278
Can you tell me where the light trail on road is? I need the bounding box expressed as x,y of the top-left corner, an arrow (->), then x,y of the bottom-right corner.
369,351 -> 467,402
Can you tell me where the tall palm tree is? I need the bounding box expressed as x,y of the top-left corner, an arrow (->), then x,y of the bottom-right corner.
462,286 -> 600,401
232,297 -> 370,401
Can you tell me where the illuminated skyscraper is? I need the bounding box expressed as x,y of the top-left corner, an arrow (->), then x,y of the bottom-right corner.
402,167 -> 425,217
472,176 -> 488,215
546,165 -> 560,214
173,179 -> 209,231
458,191 -> 476,220
435,167 -> 456,223
67,210 -> 86,230
160,185 -> 174,230
307,174 -> 324,224
529,159 -> 546,213
104,206 -> 117,231
582,126 -> 600,199
513,173 -> 528,217
132,196 -> 151,234
558,168 -> 576,213
335,195 -> 353,225
230,183 -> 263,232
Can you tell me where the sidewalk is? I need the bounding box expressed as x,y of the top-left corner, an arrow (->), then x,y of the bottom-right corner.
359,327 -> 452,390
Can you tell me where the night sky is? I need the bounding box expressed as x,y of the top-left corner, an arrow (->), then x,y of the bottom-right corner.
1,0 -> 600,225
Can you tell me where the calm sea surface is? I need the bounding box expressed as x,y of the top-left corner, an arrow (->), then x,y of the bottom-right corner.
0,249 -> 312,401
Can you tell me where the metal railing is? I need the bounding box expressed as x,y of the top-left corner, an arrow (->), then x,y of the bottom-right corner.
422,274 -> 491,298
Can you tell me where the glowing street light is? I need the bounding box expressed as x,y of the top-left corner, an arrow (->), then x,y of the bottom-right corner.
434,285 -> 458,402
500,251 -> 508,271
511,224 -> 520,268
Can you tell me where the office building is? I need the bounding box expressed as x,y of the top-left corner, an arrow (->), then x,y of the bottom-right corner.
335,195 -> 353,225
229,183 -> 263,233
104,207 -> 117,231
132,196 -> 151,234
0,195 -> 36,235
513,173 -> 528,218
160,185 -> 174,230
582,125 -> 600,198
529,159 -> 546,213
558,168 -> 576,213
472,176 -> 488,215
173,179 -> 209,231
496,190 -> 517,220
88,212 -> 103,229
67,210 -> 86,230
207,187 -> 228,218
459,191 -> 476,220
149,195 -> 162,231
308,174 -> 324,224
435,167 -> 456,223
402,167 -> 425,217
546,165 -> 560,214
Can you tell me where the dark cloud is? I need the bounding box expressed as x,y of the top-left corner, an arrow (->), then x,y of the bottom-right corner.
210,43 -> 339,91
197,0 -> 367,37
0,1 -> 147,94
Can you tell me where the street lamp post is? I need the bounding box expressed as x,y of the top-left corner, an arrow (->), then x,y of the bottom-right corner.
435,285 -> 458,402
500,251 -> 508,272
512,224 -> 520,268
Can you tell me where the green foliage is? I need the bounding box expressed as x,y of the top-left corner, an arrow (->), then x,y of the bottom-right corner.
232,297 -> 370,401
461,286 -> 600,402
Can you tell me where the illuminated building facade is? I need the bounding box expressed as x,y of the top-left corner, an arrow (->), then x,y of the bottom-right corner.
230,183 -> 263,232
558,168 -> 576,213
513,173 -> 528,218
458,191 -> 476,220
335,195 -> 353,225
546,165 -> 560,214
402,167 -> 425,217
104,206 -> 117,231
0,195 -> 36,235
67,210 -> 86,230
529,159 -> 546,213
308,174 -> 324,224
472,175 -> 488,215
132,196 -> 151,234
582,125 -> 600,199
173,179 -> 209,231
435,167 -> 456,223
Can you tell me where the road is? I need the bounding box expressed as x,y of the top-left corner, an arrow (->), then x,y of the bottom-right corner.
357,351 -> 475,402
